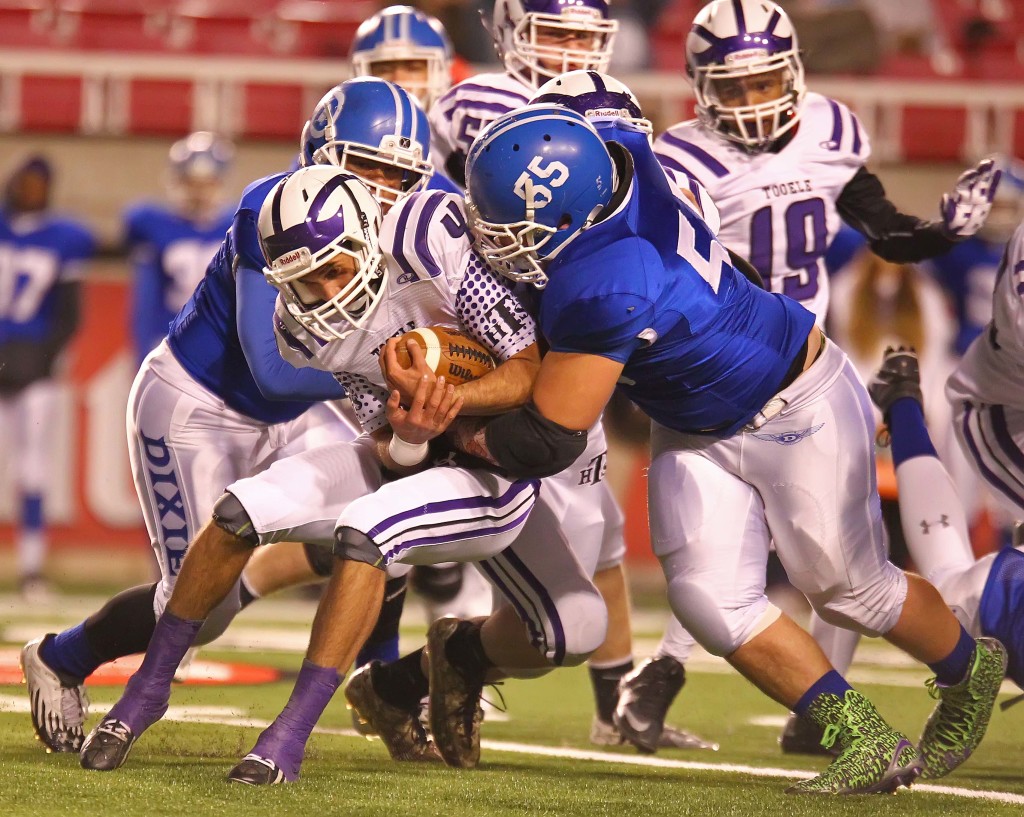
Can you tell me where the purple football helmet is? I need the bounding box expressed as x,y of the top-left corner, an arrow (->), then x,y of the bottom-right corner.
259,167 -> 386,341
686,0 -> 805,151
491,0 -> 618,90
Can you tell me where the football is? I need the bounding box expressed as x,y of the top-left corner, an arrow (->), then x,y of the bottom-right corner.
394,326 -> 497,385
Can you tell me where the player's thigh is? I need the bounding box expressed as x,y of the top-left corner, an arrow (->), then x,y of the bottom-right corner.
480,493 -> 607,666
11,378 -> 59,491
953,400 -> 1024,516
127,366 -> 257,588
266,400 -> 361,462
228,434 -> 384,547
339,467 -> 539,567
744,365 -> 890,597
648,447 -> 771,609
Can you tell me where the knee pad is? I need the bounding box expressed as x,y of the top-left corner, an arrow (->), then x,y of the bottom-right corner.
303,542 -> 335,578
333,526 -> 386,570
212,492 -> 259,547
557,590 -> 608,667
809,564 -> 907,638
665,574 -> 772,657
409,563 -> 464,603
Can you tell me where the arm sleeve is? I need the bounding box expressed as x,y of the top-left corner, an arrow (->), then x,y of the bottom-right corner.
837,166 -> 957,262
43,280 -> 80,358
130,248 -> 173,363
543,293 -> 656,364
235,261 -> 346,403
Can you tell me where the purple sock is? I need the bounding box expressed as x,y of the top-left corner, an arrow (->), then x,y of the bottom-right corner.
250,660 -> 341,781
889,397 -> 937,467
793,670 -> 854,717
928,625 -> 976,686
106,611 -> 202,734
40,623 -> 101,682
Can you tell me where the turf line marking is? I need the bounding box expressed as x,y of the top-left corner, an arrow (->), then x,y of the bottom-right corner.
3,697 -> 1020,805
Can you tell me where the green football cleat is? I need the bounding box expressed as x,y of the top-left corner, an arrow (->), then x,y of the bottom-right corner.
786,690 -> 922,795
918,637 -> 1008,780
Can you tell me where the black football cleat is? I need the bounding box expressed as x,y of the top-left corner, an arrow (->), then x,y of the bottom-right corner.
779,712 -> 836,757
227,754 -> 289,785
613,656 -> 686,754
80,718 -> 137,771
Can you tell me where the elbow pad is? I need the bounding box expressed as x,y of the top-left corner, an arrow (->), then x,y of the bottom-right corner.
484,403 -> 587,479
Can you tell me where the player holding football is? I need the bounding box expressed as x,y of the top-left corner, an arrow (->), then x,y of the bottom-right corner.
21,78 -> 429,756
638,0 -> 1001,753
124,132 -> 234,363
460,103 -> 1006,793
0,155 -> 95,601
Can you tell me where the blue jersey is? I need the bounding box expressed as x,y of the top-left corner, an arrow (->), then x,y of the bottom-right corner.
539,139 -> 815,437
979,547 -> 1024,690
0,210 -> 94,343
167,173 -> 345,424
124,202 -> 233,361
925,237 -> 1004,356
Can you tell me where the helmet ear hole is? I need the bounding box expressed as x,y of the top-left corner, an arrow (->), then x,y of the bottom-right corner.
558,215 -> 572,230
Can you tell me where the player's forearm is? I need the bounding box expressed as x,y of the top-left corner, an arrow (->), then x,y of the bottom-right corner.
454,352 -> 540,416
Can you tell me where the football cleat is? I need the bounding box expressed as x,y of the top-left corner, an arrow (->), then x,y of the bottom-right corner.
227,754 -> 289,785
918,637 -> 1007,779
590,715 -> 718,751
426,617 -> 484,769
612,656 -> 685,753
345,663 -> 441,763
79,718 -> 137,772
786,690 -> 922,795
21,636 -> 90,753
779,712 -> 836,757
867,346 -> 923,420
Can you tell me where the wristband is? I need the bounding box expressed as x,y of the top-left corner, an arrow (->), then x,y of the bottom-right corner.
388,434 -> 430,467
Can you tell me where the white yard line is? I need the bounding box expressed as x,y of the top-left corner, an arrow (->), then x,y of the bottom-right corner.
1,695 -> 1019,805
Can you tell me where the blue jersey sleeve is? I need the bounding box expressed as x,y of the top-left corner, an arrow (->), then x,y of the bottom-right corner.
542,291 -> 656,363
232,206 -> 345,403
124,204 -> 172,362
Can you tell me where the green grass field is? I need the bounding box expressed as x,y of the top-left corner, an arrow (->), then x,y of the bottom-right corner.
1,594 -> 1022,816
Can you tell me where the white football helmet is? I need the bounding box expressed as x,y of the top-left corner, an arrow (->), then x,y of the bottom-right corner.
259,167 -> 387,341
530,69 -> 652,136
686,0 -> 806,151
491,0 -> 618,90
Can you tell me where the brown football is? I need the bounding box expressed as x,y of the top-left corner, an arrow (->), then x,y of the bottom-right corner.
394,326 -> 497,385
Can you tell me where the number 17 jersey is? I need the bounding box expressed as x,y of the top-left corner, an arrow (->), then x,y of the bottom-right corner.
654,92 -> 869,323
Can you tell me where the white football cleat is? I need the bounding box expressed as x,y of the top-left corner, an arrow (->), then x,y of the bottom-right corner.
21,636 -> 90,753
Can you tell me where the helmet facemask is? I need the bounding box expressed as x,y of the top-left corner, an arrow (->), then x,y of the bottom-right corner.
353,49 -> 450,110
692,53 -> 805,152
505,10 -> 617,89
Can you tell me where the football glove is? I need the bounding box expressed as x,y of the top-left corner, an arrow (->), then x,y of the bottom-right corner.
940,158 -> 1001,239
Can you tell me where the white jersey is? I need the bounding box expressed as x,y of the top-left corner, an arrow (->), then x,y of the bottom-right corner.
274,190 -> 537,432
948,222 -> 1024,407
654,92 -> 869,323
429,72 -> 532,181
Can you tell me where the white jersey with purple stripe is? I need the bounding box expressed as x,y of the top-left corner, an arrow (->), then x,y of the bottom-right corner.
274,189 -> 537,432
948,222 -> 1024,408
654,92 -> 869,323
428,72 -> 532,183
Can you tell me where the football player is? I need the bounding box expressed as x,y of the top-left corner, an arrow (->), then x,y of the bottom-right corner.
870,347 -> 1024,723
429,0 -> 617,188
124,132 -> 234,363
645,0 -> 1000,752
947,213 -> 1024,518
21,79 -> 428,756
461,104 -> 1006,793
0,155 -> 95,601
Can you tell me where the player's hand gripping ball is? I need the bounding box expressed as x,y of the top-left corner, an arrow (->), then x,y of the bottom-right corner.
394,327 -> 496,385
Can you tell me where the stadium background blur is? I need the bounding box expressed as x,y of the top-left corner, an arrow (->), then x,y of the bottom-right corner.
1,0 -> 1023,595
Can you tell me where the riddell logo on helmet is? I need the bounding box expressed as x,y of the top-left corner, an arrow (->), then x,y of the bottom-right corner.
724,49 -> 768,64
276,250 -> 304,267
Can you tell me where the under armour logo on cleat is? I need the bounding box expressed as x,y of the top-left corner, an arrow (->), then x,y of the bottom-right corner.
752,424 -> 824,445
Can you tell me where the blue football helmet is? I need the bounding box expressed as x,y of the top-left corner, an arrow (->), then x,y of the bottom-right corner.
350,6 -> 452,110
259,167 -> 386,341
530,70 -> 651,136
168,131 -> 233,181
686,0 -> 805,151
466,105 -> 615,289
491,0 -> 618,89
299,78 -> 433,211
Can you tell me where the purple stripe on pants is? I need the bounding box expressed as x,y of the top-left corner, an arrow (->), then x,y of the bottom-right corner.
962,403 -> 1024,508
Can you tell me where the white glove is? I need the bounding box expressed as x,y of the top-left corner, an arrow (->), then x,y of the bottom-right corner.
940,158 -> 1001,239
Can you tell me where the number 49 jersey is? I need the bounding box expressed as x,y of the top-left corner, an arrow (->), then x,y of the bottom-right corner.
654,92 -> 869,324
274,190 -> 537,432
